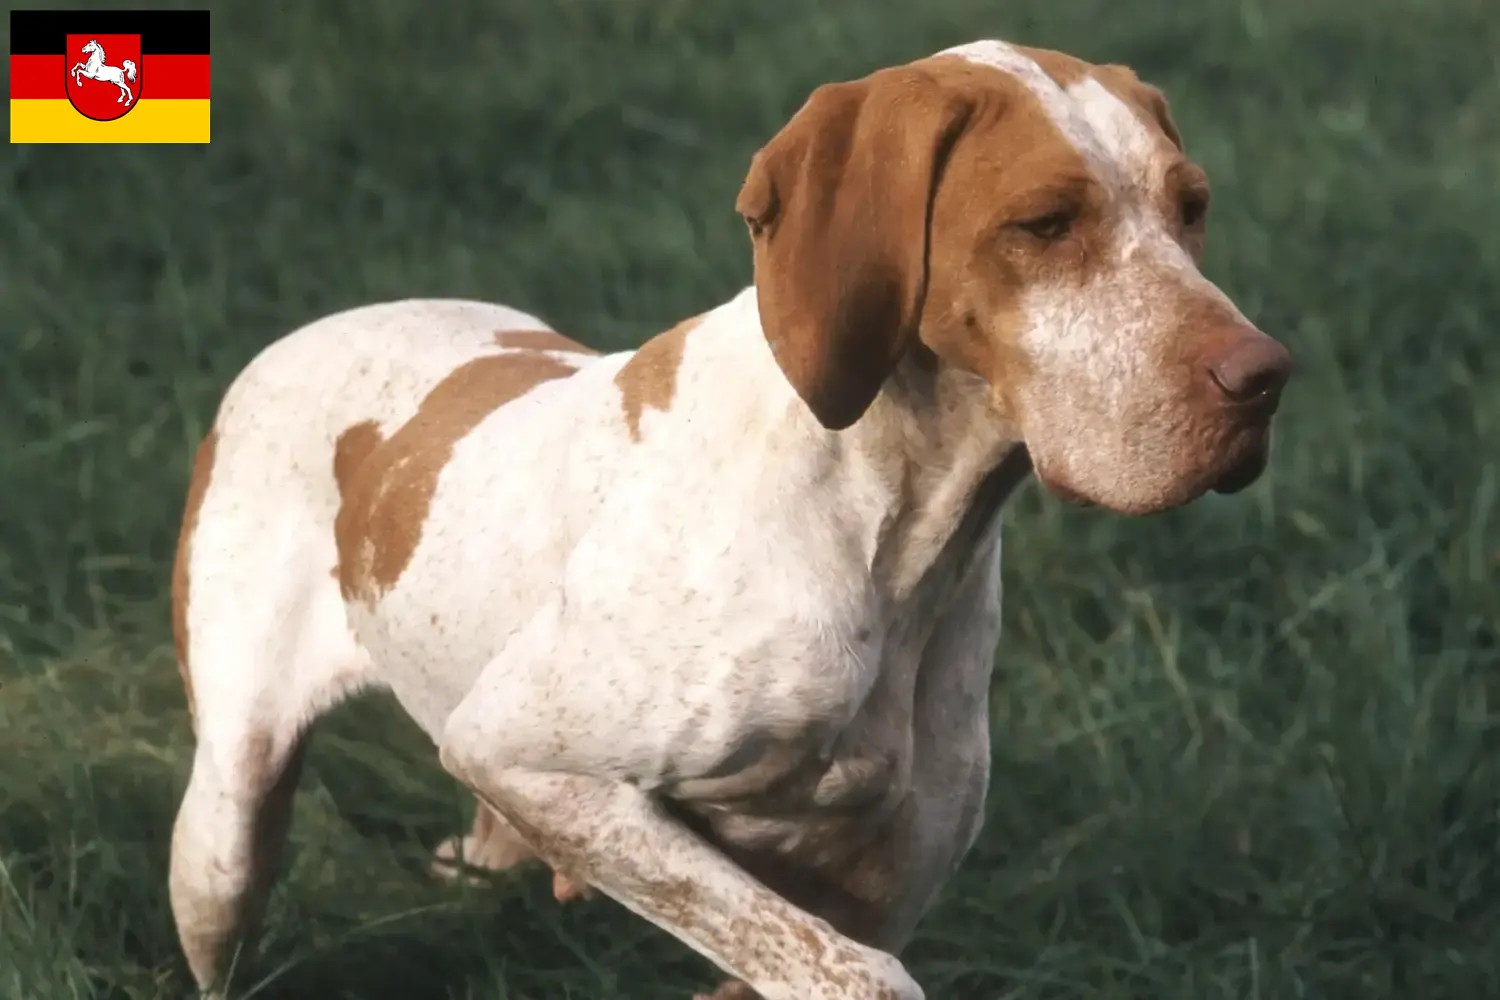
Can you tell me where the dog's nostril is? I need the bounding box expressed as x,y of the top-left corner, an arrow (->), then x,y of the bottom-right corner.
1207,337 -> 1294,403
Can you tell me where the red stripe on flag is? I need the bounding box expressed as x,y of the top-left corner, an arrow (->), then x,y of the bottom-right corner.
8,56 -> 58,98
9,54 -> 211,100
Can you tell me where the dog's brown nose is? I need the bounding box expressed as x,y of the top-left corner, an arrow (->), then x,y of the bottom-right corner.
1207,336 -> 1293,404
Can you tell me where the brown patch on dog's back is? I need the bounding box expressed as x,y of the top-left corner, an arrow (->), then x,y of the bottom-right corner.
171,428 -> 218,721
335,352 -> 579,603
334,420 -> 385,496
614,315 -> 701,441
494,328 -> 599,354
331,420 -> 387,586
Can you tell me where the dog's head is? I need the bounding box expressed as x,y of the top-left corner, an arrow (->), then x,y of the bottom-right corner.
738,40 -> 1292,515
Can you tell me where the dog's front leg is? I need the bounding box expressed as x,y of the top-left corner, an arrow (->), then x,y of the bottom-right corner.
439,725 -> 922,1000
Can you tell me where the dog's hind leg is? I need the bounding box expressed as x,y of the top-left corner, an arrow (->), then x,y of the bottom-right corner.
168,430 -> 373,996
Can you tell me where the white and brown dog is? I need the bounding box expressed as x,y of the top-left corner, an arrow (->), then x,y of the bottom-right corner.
168,38 -> 1292,1000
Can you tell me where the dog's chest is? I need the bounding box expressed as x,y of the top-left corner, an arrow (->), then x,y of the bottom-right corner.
667,649 -> 925,946
663,457 -> 1020,946
669,566 -> 995,947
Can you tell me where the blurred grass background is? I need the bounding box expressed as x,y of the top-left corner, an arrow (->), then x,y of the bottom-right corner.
2,0 -> 1498,997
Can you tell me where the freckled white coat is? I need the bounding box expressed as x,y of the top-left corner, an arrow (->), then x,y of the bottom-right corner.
168,38 -> 1291,1000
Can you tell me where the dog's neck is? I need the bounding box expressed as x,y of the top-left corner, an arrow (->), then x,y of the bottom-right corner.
706,287 -> 1032,602
853,354 -> 1032,598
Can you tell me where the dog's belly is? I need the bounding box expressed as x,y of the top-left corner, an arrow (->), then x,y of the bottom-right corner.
359,576 -> 886,780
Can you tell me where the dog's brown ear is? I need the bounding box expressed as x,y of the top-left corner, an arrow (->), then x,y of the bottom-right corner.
736,67 -> 975,430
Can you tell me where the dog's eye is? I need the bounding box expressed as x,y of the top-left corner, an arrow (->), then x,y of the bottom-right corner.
1180,194 -> 1209,228
1014,209 -> 1077,242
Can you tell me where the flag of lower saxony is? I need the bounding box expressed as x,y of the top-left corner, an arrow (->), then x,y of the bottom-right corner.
10,9 -> 210,143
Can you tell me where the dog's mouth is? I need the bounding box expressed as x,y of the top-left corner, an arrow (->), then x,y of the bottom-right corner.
1209,434 -> 1271,495
1034,432 -> 1274,511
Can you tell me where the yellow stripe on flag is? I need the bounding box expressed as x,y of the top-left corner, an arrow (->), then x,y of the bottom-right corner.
10,99 -> 210,144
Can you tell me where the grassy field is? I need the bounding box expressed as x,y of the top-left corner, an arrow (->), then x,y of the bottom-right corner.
3,0 -> 1498,997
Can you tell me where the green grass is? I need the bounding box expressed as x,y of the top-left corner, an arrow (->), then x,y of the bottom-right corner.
3,0 -> 1498,996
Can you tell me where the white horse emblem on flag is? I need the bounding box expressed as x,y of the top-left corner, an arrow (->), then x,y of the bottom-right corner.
70,39 -> 137,107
